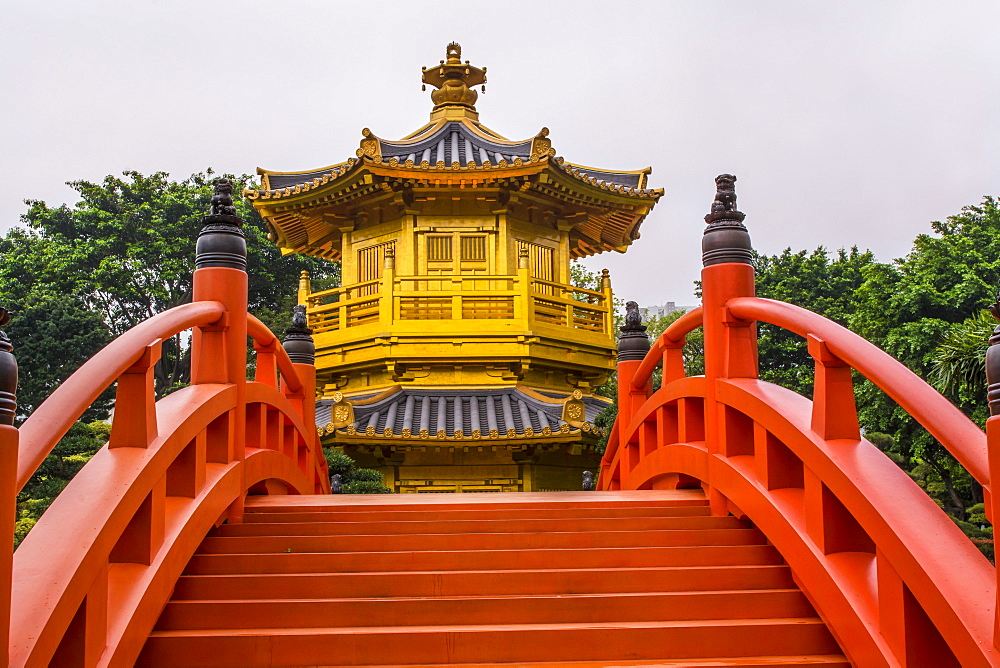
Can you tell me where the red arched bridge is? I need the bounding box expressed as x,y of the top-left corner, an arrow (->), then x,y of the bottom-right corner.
1,178 -> 997,666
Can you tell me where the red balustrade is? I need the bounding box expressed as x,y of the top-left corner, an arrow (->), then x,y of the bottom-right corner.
602,261 -> 997,666
3,200 -> 328,664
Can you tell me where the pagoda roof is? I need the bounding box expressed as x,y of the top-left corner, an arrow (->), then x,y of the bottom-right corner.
255,118 -> 653,194
246,43 -> 661,260
316,386 -> 608,442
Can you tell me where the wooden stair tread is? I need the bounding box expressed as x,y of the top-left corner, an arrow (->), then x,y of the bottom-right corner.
144,492 -> 846,665
150,617 -> 833,635
362,658 -> 851,667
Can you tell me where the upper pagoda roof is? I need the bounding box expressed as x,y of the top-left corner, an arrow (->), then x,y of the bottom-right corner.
246,43 -> 661,259
259,119 -> 651,193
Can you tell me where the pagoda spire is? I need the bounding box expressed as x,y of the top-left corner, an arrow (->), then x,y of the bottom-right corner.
421,43 -> 487,121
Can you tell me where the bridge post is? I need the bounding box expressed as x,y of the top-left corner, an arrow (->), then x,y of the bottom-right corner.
617,301 -> 651,478
0,308 -> 16,667
985,295 -> 1000,647
283,305 -> 325,492
191,179 -> 249,522
701,174 -> 757,515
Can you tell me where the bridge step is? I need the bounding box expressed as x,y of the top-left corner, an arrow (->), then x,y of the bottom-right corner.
155,590 -> 818,629
171,564 -> 798,599
140,491 -> 846,666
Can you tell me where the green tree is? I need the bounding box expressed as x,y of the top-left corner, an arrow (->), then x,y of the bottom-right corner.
5,293 -> 112,419
930,309 -> 994,416
753,246 -> 879,396
15,420 -> 110,547
848,196 -> 1000,521
3,170 -> 342,544
323,448 -> 392,493
0,170 -> 339,397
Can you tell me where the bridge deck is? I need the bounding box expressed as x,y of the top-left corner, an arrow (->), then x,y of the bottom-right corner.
139,490 -> 847,666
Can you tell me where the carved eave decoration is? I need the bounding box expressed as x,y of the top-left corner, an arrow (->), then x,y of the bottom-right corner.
246,151 -> 661,261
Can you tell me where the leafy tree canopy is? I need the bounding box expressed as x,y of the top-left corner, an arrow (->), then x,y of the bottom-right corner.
0,170 -> 340,397
3,170 -> 342,544
753,246 -> 879,396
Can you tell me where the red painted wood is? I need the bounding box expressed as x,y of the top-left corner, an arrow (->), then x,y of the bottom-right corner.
140,492 -> 846,666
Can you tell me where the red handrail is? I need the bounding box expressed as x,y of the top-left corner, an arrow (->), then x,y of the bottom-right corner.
16,301 -> 226,491
631,306 -> 704,390
728,296 -> 989,486
247,314 -> 303,393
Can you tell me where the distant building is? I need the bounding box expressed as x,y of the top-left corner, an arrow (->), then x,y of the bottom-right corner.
639,302 -> 693,320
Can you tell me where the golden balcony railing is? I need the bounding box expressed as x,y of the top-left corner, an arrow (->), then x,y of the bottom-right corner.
304,271 -> 613,340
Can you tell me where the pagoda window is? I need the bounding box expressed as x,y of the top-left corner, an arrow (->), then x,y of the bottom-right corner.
460,235 -> 487,262
427,235 -> 454,262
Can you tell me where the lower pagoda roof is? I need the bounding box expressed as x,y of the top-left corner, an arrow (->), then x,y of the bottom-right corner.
317,386 -> 608,441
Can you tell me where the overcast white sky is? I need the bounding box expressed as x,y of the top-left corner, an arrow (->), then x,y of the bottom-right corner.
3,1 -> 997,305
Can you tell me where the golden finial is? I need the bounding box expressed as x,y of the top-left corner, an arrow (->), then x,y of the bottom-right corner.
422,43 -> 486,115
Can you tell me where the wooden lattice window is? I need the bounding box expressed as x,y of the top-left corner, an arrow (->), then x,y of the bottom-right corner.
427,235 -> 453,262
460,235 -> 487,261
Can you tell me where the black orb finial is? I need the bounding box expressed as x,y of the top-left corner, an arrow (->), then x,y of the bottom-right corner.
702,173 -> 752,267
0,308 -> 18,426
195,178 -> 247,271
283,304 -> 315,365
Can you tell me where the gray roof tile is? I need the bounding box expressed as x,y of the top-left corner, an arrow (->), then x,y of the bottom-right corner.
316,387 -> 607,437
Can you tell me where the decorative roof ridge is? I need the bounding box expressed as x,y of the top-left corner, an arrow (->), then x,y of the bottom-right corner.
335,384 -> 402,407
552,159 -> 663,199
244,153 -> 664,202
374,153 -> 534,170
361,119 -> 536,154
243,157 -> 363,200
560,159 -> 653,178
514,384 -> 607,405
254,159 -> 353,179
399,120 -> 445,141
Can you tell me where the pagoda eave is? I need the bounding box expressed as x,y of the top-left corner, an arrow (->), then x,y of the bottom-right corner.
249,157 -> 660,259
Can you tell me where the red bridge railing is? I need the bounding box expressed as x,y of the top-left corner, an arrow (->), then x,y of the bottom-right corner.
601,177 -> 998,667
0,181 -> 329,666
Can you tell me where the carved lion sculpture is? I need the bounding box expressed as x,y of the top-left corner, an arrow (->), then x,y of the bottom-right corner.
291,304 -> 308,330
624,301 -> 643,330
713,173 -> 738,213
210,178 -> 239,218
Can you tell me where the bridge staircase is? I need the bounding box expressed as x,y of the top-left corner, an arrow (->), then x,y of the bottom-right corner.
5,178 -> 1000,666
140,490 -> 847,667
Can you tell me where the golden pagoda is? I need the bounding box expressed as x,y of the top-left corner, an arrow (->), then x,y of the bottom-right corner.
245,43 -> 662,492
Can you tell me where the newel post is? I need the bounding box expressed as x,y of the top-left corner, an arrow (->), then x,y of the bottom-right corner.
283,305 -> 324,490
517,246 -> 532,328
600,269 -> 613,335
985,295 -> 1000,648
617,301 -> 651,428
191,178 -> 249,520
380,246 -> 395,327
0,308 -> 17,667
701,174 -> 758,514
297,270 -> 312,306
